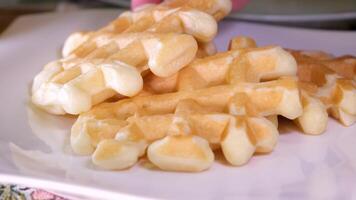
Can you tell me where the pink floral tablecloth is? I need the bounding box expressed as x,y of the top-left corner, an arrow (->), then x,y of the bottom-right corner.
0,184 -> 69,200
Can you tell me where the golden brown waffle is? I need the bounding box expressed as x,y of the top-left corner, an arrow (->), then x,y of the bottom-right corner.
145,45 -> 298,93
32,0 -> 230,115
228,37 -> 355,134
32,33 -> 198,115
30,0 -> 355,172
290,50 -> 356,127
62,0 -> 231,58
73,37 -> 355,172
85,79 -> 295,170
289,49 -> 356,80
71,42 -> 302,171
225,37 -> 328,135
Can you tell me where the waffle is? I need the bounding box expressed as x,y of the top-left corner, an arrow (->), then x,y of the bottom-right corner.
30,0 -> 355,172
32,0 -> 230,115
289,49 -> 355,80
145,45 -> 298,93
228,37 -> 355,134
291,50 -> 356,127
32,33 -> 198,115
72,77 -> 301,171
62,0 -> 231,58
70,35 -> 304,171
63,7 -> 217,58
91,98 -> 279,171
67,36 -> 354,171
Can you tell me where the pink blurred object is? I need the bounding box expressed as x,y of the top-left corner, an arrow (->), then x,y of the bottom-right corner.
232,0 -> 250,11
131,0 -> 161,10
131,0 -> 250,11
31,189 -> 68,200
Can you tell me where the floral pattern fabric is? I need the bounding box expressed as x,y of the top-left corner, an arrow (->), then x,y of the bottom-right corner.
0,184 -> 68,200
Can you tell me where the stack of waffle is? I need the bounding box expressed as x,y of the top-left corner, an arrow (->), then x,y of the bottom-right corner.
31,0 -> 355,172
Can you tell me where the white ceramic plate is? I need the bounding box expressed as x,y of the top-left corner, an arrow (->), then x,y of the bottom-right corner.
0,9 -> 355,200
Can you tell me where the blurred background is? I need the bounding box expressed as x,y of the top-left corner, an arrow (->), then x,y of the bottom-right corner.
1,0 -> 356,33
